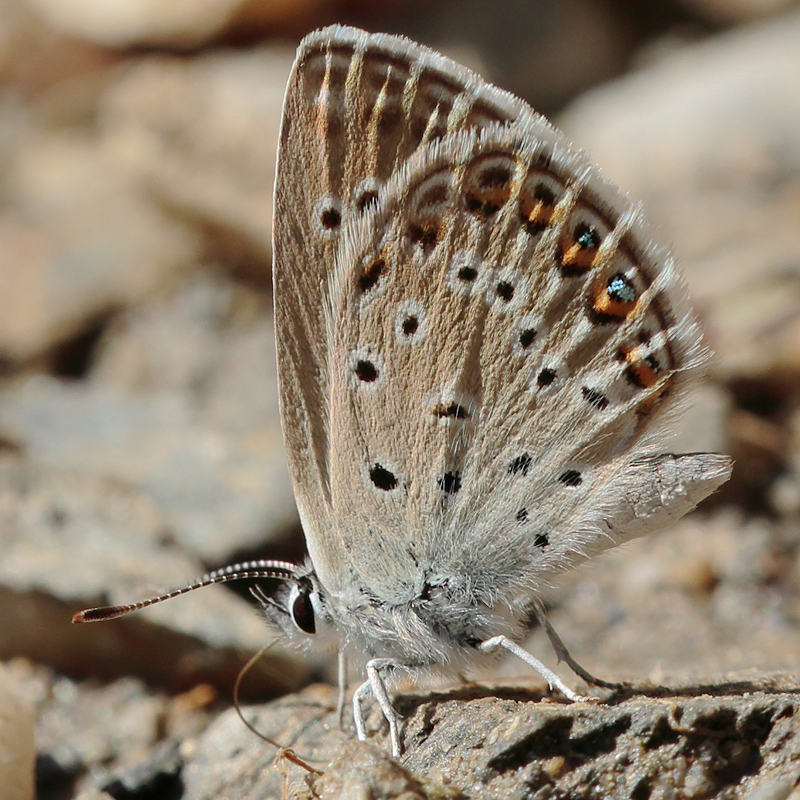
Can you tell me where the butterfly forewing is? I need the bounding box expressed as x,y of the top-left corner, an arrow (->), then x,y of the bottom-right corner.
274,26 -> 549,589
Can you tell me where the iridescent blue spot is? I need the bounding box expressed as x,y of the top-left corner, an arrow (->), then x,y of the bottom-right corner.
608,274 -> 636,303
575,223 -> 600,249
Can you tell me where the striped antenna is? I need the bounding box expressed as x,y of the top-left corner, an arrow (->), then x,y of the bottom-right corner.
72,560 -> 302,623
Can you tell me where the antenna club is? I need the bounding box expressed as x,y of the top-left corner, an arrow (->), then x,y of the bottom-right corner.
72,606 -> 129,623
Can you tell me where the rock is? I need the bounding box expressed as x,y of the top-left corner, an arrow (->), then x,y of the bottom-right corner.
0,0 -> 34,81
0,7 -> 795,799
0,43 -> 296,364
25,656 -> 800,799
0,269 -> 310,691
671,381 -> 731,458
180,680 -> 800,799
97,45 -> 294,280
676,0 -> 797,24
0,662 -> 35,800
0,375 -> 295,561
430,0 -> 628,112
0,2 -> 118,126
25,657 -> 210,798
21,0 -> 328,49
0,273 -> 299,562
0,458 -> 307,694
311,740 -> 435,800
180,683 -> 345,800
519,510 -> 800,690
0,131 -> 198,362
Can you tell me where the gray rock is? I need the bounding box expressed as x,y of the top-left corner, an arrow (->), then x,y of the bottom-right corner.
0,458 -> 307,693
675,0 -> 797,24
0,663 -> 35,800
97,46 -> 294,278
0,131 -> 198,362
0,275 -> 298,562
178,680 -> 800,799
522,512 -> 800,687
21,0 -> 328,48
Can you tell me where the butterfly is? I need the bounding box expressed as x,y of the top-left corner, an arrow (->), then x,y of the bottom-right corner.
75,25 -> 732,759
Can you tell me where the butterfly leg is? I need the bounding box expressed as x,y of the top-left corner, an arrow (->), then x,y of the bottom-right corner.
533,607 -> 622,689
336,648 -> 348,729
353,658 -> 403,758
479,635 -> 592,702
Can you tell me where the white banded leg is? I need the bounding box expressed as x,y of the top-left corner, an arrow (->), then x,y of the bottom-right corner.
353,658 -> 403,758
480,635 -> 592,702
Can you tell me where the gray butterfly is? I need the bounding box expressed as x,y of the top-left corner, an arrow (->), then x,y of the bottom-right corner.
75,26 -> 732,759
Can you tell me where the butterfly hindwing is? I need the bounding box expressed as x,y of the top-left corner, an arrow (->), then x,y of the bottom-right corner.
328,120 -> 730,598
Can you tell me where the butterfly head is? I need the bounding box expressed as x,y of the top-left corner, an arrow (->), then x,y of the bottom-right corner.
250,561 -> 340,649
70,559 -> 331,643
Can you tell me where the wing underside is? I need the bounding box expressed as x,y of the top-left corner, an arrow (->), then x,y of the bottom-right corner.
273,26 -> 731,600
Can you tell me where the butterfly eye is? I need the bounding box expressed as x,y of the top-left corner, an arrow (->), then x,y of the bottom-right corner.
290,587 -> 316,634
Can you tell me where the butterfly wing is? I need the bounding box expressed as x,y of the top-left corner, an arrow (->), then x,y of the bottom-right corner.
327,122 -> 731,602
274,26 -> 550,591
274,25 -> 731,604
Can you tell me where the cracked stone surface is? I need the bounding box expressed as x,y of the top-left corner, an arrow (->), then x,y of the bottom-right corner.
71,680 -> 800,799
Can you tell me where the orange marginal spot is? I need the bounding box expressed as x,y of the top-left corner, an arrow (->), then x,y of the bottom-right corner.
408,219 -> 439,248
559,241 -> 596,276
466,184 -> 511,215
624,347 -> 662,389
591,274 -> 639,323
559,222 -> 602,276
520,191 -> 555,234
359,257 -> 385,293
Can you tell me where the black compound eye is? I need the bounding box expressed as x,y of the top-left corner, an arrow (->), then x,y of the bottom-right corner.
291,589 -> 316,634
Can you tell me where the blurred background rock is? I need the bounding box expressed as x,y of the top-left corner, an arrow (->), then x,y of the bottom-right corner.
0,0 -> 798,797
